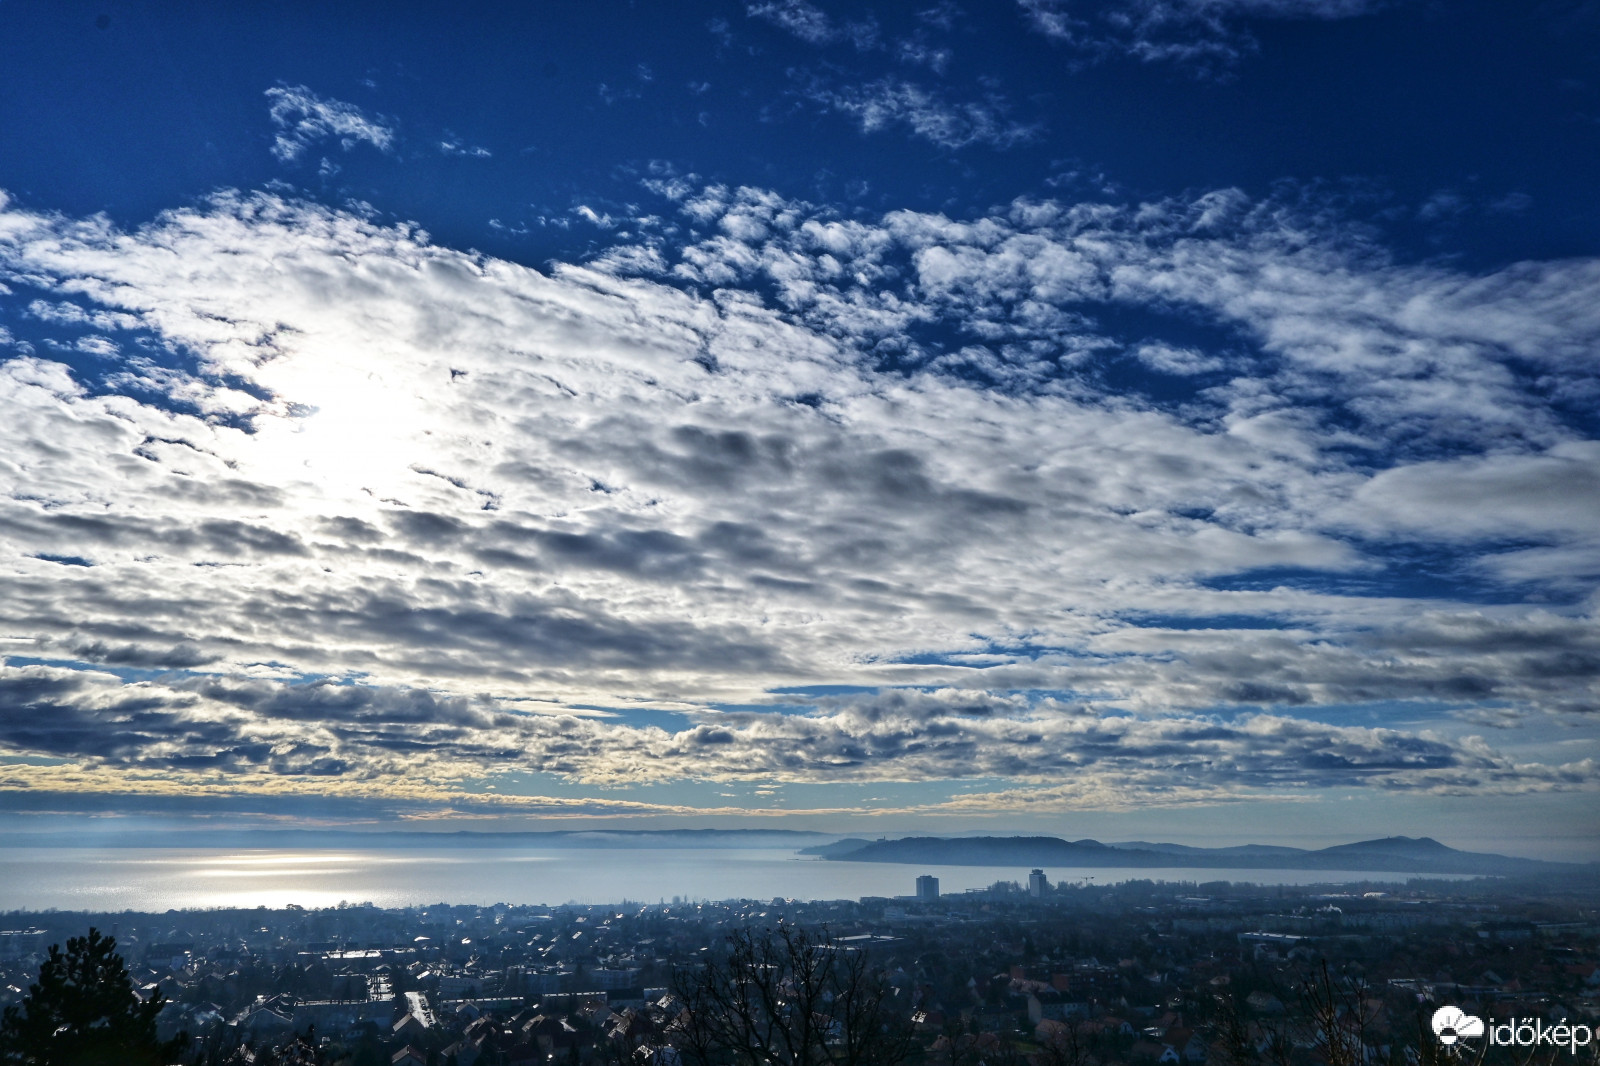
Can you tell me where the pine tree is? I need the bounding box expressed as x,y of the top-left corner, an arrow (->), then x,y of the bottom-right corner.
0,927 -> 181,1066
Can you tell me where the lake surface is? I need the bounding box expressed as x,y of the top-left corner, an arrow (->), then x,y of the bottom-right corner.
0,847 -> 1453,911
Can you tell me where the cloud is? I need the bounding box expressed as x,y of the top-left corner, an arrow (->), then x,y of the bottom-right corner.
0,181 -> 1596,815
1018,0 -> 1385,66
650,185 -> 1600,454
747,0 -> 835,44
1133,342 -> 1228,375
438,134 -> 492,158
746,0 -> 879,49
0,666 -> 1585,808
895,38 -> 954,73
1344,444 -> 1600,541
797,77 -> 1039,149
264,84 -> 395,162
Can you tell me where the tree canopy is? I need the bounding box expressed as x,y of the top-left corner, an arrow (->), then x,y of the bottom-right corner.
0,927 -> 178,1066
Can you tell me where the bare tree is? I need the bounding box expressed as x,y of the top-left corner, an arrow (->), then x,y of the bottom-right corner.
1209,994 -> 1258,1066
1034,1016 -> 1095,1066
670,925 -> 913,1066
928,1016 -> 984,1066
1302,962 -> 1375,1066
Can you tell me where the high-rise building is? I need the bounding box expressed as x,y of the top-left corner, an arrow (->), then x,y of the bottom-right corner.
915,875 -> 939,900
1028,869 -> 1049,897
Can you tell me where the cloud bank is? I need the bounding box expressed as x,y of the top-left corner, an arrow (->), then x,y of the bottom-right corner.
0,180 -> 1595,815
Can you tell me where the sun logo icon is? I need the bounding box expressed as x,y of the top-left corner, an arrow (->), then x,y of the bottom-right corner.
1432,1006 -> 1485,1047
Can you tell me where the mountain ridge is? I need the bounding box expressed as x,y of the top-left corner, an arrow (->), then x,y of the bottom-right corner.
798,835 -> 1580,876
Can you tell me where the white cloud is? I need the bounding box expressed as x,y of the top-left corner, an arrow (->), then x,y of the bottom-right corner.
0,181 -> 1595,813
264,84 -> 395,162
747,0 -> 835,44
1018,0 -> 1384,66
747,0 -> 879,49
895,38 -> 954,73
1344,443 -> 1600,541
799,77 -> 1038,149
649,184 -> 1600,456
1134,342 -> 1227,375
0,665 -> 1586,806
439,134 -> 491,158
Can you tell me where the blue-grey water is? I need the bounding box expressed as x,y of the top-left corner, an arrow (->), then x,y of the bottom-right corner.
0,847 -> 1454,911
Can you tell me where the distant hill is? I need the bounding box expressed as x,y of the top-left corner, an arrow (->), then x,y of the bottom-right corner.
797,838 -> 878,858
1109,841 -> 1306,858
809,835 -> 1578,876
10,828 -> 1581,877
1313,837 -> 1457,859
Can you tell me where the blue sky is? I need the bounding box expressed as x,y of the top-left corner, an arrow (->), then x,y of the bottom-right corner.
0,0 -> 1597,858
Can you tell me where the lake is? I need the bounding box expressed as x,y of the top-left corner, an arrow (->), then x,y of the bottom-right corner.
0,847 -> 1453,911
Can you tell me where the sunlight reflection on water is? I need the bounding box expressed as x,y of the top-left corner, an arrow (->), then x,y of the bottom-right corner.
0,847 -> 1455,911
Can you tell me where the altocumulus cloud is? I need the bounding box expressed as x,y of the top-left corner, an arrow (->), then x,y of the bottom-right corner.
264,84 -> 396,163
0,181 -> 1596,813
0,666 -> 1587,811
1018,0 -> 1385,66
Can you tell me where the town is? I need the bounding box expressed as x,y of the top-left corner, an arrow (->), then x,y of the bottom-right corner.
3,871 -> 1597,1066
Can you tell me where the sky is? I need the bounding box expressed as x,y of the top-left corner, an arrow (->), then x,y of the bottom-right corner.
1,0 -> 1598,860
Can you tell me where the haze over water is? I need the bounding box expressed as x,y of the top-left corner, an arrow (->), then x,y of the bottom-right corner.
0,847 -> 1461,912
